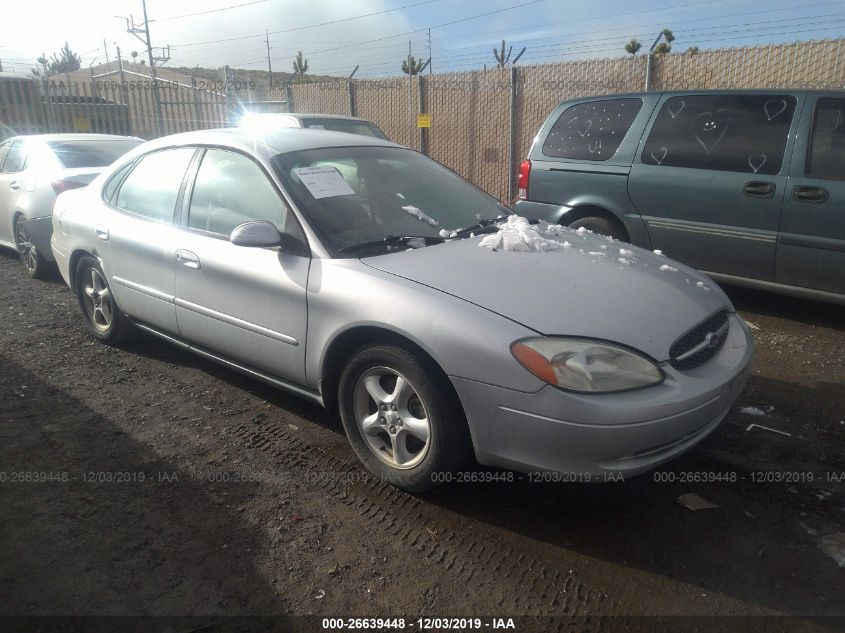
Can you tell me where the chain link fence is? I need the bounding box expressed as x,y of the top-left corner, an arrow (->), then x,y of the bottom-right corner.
3,38 -> 845,201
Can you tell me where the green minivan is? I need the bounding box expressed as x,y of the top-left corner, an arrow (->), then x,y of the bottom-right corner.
514,90 -> 845,304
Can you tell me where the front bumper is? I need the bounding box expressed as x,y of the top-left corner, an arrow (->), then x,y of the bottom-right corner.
452,314 -> 753,478
23,215 -> 55,262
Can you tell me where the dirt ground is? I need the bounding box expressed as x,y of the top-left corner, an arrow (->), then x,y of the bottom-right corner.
0,249 -> 843,632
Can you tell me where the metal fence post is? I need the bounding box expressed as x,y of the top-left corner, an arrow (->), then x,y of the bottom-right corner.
348,79 -> 356,117
507,66 -> 518,203
418,75 -> 426,155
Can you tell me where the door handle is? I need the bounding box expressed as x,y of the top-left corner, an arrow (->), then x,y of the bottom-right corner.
8,181 -> 20,191
94,225 -> 109,241
792,185 -> 828,203
176,249 -> 201,270
742,181 -> 775,198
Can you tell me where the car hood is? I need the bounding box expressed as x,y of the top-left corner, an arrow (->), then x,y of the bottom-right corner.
362,231 -> 732,361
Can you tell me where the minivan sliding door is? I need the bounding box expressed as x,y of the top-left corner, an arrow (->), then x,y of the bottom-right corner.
628,93 -> 802,281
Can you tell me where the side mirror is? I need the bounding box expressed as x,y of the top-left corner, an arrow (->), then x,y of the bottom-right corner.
229,221 -> 282,248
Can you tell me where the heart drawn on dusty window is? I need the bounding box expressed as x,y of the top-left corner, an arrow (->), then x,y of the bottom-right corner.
692,110 -> 731,155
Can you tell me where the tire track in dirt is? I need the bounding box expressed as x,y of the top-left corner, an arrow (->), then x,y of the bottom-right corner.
232,418 -> 646,631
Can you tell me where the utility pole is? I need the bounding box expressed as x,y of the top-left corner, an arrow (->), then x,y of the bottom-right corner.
126,0 -> 169,136
408,40 -> 414,148
427,28 -> 432,75
265,29 -> 273,90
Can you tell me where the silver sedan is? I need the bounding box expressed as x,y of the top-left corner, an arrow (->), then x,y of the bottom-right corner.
0,134 -> 142,278
51,128 -> 753,491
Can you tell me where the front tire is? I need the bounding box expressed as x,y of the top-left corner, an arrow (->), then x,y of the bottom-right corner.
74,256 -> 133,344
338,344 -> 472,492
14,216 -> 48,279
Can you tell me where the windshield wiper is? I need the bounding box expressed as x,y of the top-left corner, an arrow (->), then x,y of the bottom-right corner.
335,234 -> 445,256
449,215 -> 508,239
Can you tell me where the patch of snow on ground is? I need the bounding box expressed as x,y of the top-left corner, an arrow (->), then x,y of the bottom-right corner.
660,264 -> 678,272
819,533 -> 845,568
740,406 -> 767,417
402,205 -> 439,227
653,249 -> 663,255
479,216 -> 560,252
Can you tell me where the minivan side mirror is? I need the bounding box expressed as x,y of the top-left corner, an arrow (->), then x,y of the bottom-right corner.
230,221 -> 282,248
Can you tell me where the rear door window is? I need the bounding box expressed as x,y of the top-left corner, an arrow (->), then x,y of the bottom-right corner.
542,98 -> 643,161
641,94 -> 796,175
115,148 -> 196,222
807,98 -> 845,179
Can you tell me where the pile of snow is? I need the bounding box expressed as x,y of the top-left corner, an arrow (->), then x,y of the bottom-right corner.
660,264 -> 678,272
402,205 -> 439,227
438,229 -> 458,239
479,216 -> 560,252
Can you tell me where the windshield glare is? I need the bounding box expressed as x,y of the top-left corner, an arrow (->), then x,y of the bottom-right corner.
273,147 -> 507,255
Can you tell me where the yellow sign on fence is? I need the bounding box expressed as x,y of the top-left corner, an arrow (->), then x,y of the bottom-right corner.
73,117 -> 92,133
417,113 -> 431,128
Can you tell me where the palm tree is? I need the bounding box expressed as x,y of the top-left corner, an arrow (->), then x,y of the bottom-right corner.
493,39 -> 513,68
624,38 -> 642,57
131,50 -> 139,63
401,55 -> 424,75
292,51 -> 309,77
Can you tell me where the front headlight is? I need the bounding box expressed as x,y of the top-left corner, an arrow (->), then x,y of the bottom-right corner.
511,338 -> 664,393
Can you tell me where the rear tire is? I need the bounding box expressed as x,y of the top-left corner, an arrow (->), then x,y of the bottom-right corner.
74,256 -> 134,344
338,344 -> 473,492
569,215 -> 627,241
14,216 -> 48,279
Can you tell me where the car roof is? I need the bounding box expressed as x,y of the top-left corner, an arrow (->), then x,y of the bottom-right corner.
128,127 -> 401,159
3,133 -> 143,143
559,88 -> 845,104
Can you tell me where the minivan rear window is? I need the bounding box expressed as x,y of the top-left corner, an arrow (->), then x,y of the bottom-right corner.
542,98 -> 643,161
641,94 -> 796,175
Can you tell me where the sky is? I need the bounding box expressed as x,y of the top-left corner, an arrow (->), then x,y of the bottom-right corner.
1,0 -> 844,79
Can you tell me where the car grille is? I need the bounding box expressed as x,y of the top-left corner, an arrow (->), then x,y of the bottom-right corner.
669,311 -> 730,371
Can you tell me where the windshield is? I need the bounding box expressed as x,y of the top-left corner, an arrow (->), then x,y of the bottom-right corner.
47,139 -> 142,168
304,118 -> 388,140
273,146 -> 508,256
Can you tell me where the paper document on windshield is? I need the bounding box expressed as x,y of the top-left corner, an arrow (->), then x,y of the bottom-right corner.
294,166 -> 355,199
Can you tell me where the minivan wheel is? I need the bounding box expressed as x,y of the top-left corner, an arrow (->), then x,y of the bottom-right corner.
14,216 -> 47,279
338,344 -> 472,492
569,215 -> 627,241
74,256 -> 133,344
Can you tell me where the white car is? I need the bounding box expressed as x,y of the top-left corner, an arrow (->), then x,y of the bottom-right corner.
0,133 -> 142,278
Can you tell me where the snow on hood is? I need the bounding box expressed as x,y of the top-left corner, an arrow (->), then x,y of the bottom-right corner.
362,221 -> 733,361
479,215 -> 560,252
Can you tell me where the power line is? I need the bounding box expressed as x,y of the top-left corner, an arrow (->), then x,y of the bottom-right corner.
171,0 -> 446,47
156,0 -> 269,21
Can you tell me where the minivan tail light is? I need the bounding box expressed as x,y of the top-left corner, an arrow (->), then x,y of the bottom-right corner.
517,160 -> 531,200
52,179 -> 86,195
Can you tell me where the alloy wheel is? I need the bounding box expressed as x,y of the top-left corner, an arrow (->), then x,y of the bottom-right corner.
353,367 -> 431,469
15,220 -> 38,274
82,268 -> 114,332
